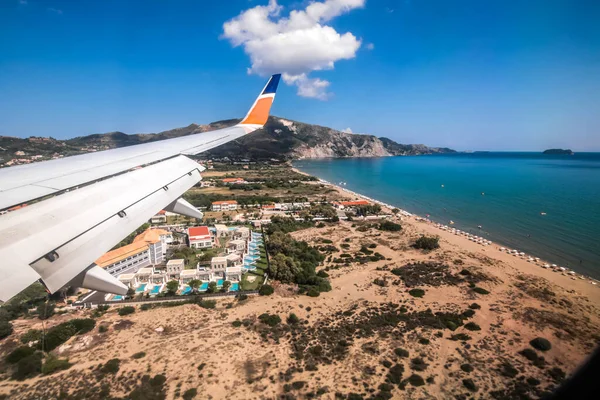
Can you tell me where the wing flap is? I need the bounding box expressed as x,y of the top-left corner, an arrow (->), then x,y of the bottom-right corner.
0,155 -> 202,300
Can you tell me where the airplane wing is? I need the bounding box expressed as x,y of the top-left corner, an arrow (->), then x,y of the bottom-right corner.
0,74 -> 281,302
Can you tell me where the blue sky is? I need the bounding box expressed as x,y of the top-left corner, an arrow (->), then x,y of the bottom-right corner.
0,0 -> 599,151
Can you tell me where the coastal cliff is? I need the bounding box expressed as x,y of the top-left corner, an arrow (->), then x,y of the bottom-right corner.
0,116 -> 455,166
203,116 -> 455,160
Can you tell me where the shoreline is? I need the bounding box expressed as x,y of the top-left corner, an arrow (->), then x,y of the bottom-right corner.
291,166 -> 600,299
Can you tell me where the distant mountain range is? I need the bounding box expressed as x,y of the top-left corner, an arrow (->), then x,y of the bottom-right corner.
0,116 -> 455,166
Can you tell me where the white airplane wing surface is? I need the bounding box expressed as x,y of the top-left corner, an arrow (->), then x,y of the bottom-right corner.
0,74 -> 281,302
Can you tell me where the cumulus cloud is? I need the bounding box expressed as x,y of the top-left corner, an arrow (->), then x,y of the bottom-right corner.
366,43 -> 374,50
341,127 -> 353,133
222,0 -> 365,100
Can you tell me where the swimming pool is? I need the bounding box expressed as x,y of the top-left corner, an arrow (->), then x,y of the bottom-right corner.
230,283 -> 239,291
150,285 -> 161,295
181,286 -> 191,295
199,282 -> 209,291
217,279 -> 224,286
136,283 -> 147,293
113,295 -> 123,301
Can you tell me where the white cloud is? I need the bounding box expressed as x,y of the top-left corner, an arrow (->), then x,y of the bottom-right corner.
341,127 -> 353,133
366,43 -> 374,50
48,7 -> 63,14
222,0 -> 365,100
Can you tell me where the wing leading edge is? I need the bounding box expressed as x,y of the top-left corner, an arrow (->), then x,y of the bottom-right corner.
0,74 -> 280,302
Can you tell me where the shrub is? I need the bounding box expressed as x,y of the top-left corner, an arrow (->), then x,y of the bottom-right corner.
12,352 -> 43,380
449,333 -> 471,341
307,288 -> 320,297
41,322 -> 78,352
394,348 -> 409,358
316,222 -> 326,228
408,289 -> 425,298
461,309 -> 475,318
232,320 -> 242,327
527,377 -> 541,386
548,367 -> 565,382
408,374 -> 425,386
37,302 -> 56,320
118,306 -> 136,316
259,285 -> 274,296
414,236 -> 439,250
373,278 -> 387,287
378,220 -> 402,232
20,329 -> 42,344
410,357 -> 428,371
0,320 -> 14,339
183,388 -> 198,400
462,378 -> 478,392
316,270 -> 329,278
292,381 -> 306,390
418,337 -> 430,345
101,358 -> 121,374
469,303 -> 481,309
464,322 -> 481,331
198,300 -> 216,309
6,346 -> 36,364
460,364 -> 474,373
258,313 -> 281,327
530,337 -> 552,352
71,318 -> 96,334
99,325 -> 108,333
42,355 -> 72,375
473,287 -> 490,295
287,313 -> 300,325
387,364 -> 404,384
140,304 -> 151,311
132,352 -> 146,359
237,293 -> 249,301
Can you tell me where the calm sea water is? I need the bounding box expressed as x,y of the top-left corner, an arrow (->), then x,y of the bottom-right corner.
293,153 -> 600,279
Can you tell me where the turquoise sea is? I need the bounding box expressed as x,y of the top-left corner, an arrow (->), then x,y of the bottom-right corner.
293,153 -> 600,279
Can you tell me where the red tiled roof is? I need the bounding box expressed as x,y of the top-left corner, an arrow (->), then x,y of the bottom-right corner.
222,178 -> 243,183
212,200 -> 238,205
188,226 -> 210,237
338,200 -> 370,206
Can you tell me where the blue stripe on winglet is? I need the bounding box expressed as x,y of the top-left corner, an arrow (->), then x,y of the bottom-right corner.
262,74 -> 281,94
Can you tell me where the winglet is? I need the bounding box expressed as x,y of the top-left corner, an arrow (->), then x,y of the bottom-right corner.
239,74 -> 281,127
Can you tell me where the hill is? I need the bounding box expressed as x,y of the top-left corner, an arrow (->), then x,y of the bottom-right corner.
0,116 -> 454,166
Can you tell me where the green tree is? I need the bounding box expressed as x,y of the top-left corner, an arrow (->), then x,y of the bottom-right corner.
222,281 -> 231,292
188,279 -> 201,294
126,287 -> 135,299
268,253 -> 300,283
206,281 -> 217,294
166,280 -> 179,295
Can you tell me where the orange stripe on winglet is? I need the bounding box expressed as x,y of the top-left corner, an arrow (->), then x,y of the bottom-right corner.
241,97 -> 273,125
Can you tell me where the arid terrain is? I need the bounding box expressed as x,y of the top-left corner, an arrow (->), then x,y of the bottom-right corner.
1,212 -> 599,399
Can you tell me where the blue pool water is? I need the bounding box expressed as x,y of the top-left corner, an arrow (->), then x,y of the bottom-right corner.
230,283 -> 239,291
294,153 -> 600,279
113,295 -> 123,301
150,285 -> 161,295
217,279 -> 224,286
181,286 -> 191,295
136,284 -> 147,293
199,282 -> 209,291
